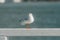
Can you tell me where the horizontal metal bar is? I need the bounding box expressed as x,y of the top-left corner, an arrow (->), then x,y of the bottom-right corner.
0,28 -> 60,36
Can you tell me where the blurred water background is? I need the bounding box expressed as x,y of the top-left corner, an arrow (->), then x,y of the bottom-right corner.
0,2 -> 60,28
8,36 -> 60,40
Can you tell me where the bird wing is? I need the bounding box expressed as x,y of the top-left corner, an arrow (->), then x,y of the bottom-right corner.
19,17 -> 28,25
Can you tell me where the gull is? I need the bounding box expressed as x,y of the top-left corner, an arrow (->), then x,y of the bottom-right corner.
19,13 -> 34,28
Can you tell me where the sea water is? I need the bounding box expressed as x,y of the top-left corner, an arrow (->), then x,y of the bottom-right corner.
0,2 -> 60,28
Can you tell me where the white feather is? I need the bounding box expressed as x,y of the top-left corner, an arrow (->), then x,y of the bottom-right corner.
20,13 -> 34,25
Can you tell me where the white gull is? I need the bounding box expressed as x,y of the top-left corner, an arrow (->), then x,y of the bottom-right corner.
19,13 -> 34,28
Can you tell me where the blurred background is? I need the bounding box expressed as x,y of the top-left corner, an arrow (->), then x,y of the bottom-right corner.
0,0 -> 60,28
8,36 -> 60,40
0,0 -> 60,40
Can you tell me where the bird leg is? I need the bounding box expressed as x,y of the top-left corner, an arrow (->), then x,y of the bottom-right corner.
26,24 -> 30,29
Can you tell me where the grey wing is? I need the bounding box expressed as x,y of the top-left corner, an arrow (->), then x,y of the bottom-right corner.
19,19 -> 27,25
19,17 -> 29,25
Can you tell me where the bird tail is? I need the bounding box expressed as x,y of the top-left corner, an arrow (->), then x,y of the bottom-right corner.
20,22 -> 25,25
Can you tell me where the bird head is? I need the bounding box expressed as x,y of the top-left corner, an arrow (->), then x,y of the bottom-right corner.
29,13 -> 33,16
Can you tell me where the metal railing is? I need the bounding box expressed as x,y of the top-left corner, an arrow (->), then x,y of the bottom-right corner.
0,28 -> 60,36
